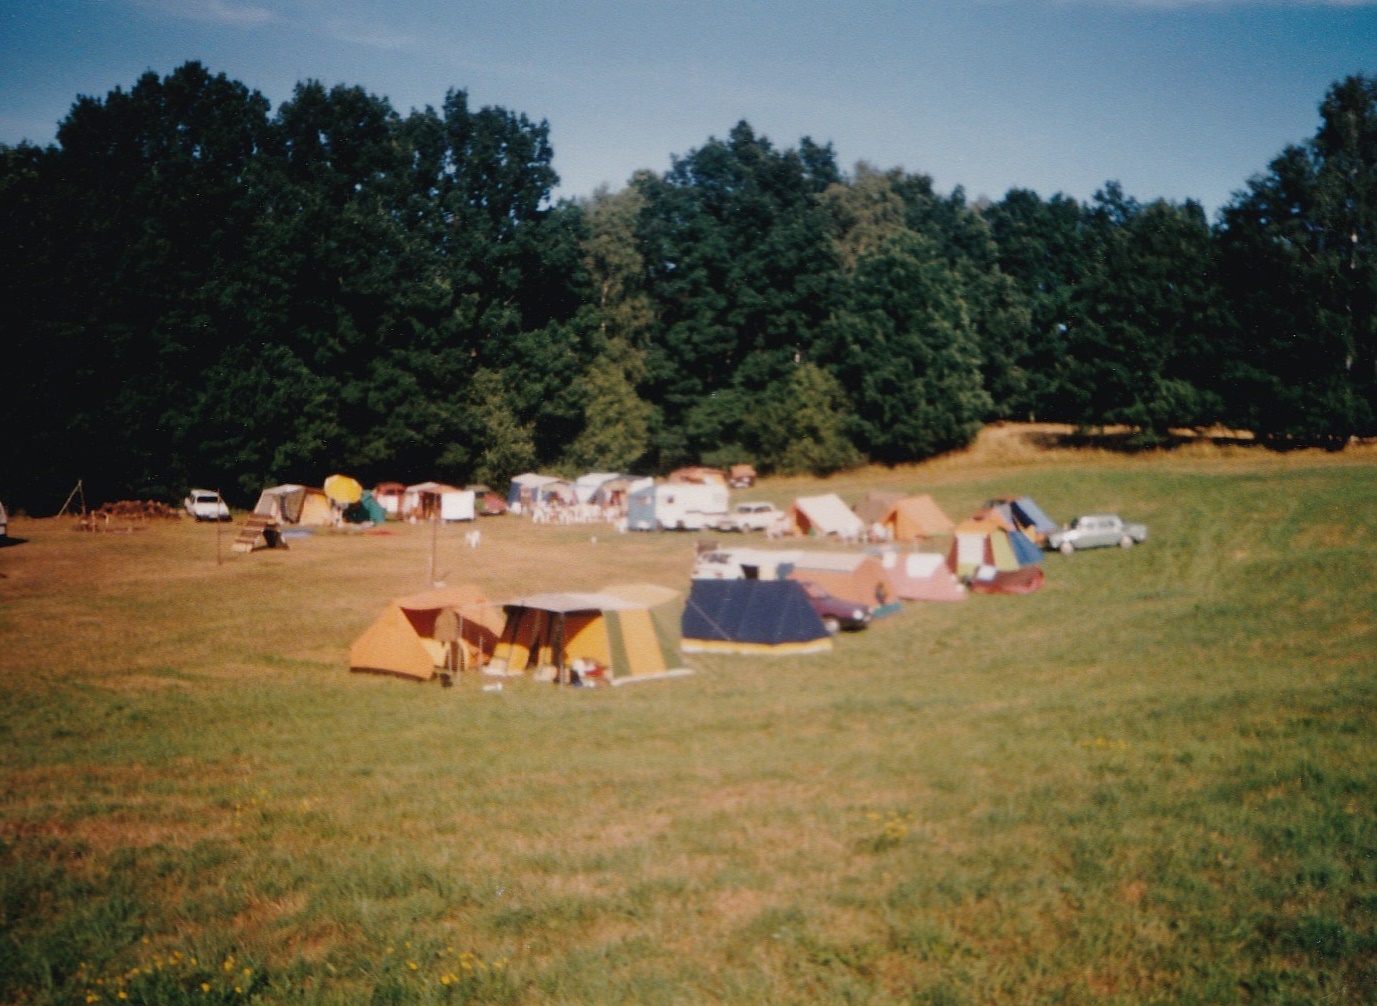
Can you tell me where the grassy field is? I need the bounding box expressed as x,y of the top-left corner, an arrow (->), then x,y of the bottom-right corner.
2,426 -> 1375,1004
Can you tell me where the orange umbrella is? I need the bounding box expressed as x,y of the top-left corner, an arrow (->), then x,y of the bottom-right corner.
323,474 -> 363,505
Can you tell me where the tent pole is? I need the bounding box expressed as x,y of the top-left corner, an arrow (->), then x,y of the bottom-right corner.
429,513 -> 438,585
554,613 -> 567,685
56,479 -> 85,518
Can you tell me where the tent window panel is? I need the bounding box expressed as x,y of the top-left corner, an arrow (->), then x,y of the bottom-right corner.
563,614 -> 609,667
613,611 -> 666,676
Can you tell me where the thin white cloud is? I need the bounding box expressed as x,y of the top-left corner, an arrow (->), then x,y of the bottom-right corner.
323,19 -> 419,53
126,0 -> 275,28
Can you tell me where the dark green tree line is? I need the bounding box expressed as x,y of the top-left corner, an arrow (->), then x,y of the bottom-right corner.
3,65 -> 1376,511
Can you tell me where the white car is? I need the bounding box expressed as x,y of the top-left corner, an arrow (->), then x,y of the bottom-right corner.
712,502 -> 784,533
183,489 -> 230,522
1046,513 -> 1147,553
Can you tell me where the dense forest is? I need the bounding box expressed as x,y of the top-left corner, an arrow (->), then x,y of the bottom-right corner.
2,64 -> 1375,510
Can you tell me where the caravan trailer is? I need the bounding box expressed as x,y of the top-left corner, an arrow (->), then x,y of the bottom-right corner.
627,482 -> 729,531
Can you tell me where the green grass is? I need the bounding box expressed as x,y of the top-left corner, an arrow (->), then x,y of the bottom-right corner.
1,441 -> 1375,1003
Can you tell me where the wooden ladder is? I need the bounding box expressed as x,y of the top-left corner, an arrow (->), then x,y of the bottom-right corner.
231,515 -> 286,553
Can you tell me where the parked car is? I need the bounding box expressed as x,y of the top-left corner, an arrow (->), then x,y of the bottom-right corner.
712,501 -> 785,533
1046,513 -> 1147,554
183,489 -> 231,522
799,581 -> 871,633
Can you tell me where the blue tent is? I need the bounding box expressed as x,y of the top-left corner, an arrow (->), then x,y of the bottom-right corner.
682,579 -> 832,655
1007,527 -> 1044,566
987,496 -> 1059,540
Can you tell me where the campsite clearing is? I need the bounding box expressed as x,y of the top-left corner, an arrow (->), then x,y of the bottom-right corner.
1,427 -> 1375,1005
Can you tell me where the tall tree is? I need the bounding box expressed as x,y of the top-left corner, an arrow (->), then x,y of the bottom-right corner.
1066,185 -> 1226,439
635,123 -> 841,465
5,62 -> 273,502
746,363 -> 861,476
823,232 -> 990,462
561,187 -> 656,471
982,188 -> 1094,421
1218,74 -> 1377,443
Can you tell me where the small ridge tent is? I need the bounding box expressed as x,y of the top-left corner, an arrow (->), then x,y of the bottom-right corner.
985,496 -> 1059,544
253,484 -> 333,526
343,490 -> 387,524
682,579 -> 832,655
853,490 -> 904,527
785,551 -> 896,610
786,493 -> 866,539
488,589 -> 691,685
966,507 -> 1044,567
948,515 -> 1023,578
349,585 -> 504,681
882,494 -> 956,542
877,550 -> 967,602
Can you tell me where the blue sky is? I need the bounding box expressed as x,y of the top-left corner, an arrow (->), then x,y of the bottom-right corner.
2,1 -> 1374,216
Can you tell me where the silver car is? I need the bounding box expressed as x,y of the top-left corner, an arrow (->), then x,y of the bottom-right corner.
1047,513 -> 1147,554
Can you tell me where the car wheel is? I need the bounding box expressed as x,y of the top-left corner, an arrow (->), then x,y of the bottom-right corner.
1119,535 -> 1135,549
821,615 -> 841,634
1059,540 -> 1075,555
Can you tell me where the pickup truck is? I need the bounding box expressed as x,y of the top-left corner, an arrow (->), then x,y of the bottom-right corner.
1046,513 -> 1147,554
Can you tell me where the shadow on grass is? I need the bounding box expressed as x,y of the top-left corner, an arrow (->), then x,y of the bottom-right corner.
1024,426 -> 1365,454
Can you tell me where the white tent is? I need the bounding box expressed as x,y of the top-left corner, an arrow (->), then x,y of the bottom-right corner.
787,493 -> 866,539
573,472 -> 621,503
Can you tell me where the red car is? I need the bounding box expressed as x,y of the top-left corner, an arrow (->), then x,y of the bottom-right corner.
798,581 -> 871,633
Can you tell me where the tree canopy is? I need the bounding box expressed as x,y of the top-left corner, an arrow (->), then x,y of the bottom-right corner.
2,64 -> 1375,509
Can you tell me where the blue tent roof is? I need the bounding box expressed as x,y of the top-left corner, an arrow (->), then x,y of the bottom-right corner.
682,580 -> 831,652
1010,496 -> 1058,535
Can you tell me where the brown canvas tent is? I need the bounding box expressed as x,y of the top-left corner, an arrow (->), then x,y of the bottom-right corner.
883,494 -> 955,542
349,585 -> 504,681
785,551 -> 895,608
853,490 -> 904,527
